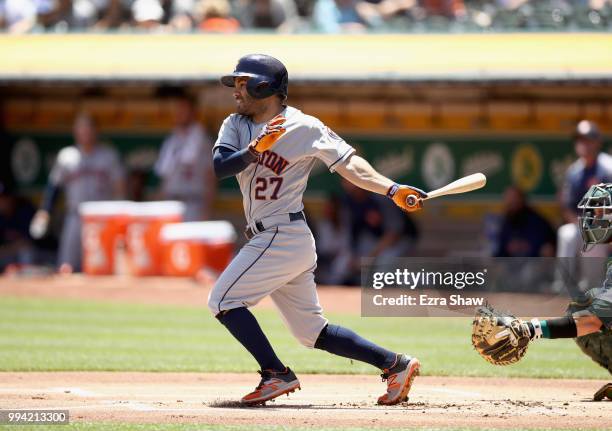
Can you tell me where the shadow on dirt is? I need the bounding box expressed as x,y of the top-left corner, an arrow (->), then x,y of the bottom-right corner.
208,399 -> 424,410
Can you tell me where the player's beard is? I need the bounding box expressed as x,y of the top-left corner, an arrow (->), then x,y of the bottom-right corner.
236,96 -> 265,118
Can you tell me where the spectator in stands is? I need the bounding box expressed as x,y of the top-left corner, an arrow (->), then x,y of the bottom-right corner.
41,0 -> 126,31
339,179 -> 419,285
195,0 -> 240,32
71,0 -> 113,29
36,0 -> 72,30
0,3 -> 3,28
493,185 -> 556,257
154,94 -> 216,222
314,193 -> 352,285
294,0 -> 315,18
0,184 -> 36,271
3,0 -> 611,33
30,112 -> 126,273
131,0 -> 164,29
93,0 -> 128,29
168,0 -> 197,31
366,0 -> 417,24
557,120 -> 612,258
0,0 -> 39,33
420,0 -> 466,19
235,0 -> 299,32
495,0 -> 529,8
313,0 -> 381,32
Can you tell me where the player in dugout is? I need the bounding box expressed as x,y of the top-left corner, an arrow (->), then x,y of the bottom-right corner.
30,112 -> 125,273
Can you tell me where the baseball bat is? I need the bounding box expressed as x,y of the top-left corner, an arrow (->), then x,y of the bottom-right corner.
406,173 -> 487,207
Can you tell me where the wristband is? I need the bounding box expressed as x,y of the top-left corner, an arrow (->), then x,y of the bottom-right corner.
530,318 -> 543,339
247,144 -> 262,159
386,183 -> 399,199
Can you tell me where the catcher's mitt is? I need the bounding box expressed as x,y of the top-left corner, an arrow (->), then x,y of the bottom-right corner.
471,304 -> 531,366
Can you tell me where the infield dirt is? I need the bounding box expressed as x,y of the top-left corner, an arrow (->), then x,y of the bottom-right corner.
1,275 -> 610,429
1,372 -> 609,428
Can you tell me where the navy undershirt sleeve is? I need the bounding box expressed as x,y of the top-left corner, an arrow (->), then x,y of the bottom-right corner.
41,183 -> 60,213
213,146 -> 258,180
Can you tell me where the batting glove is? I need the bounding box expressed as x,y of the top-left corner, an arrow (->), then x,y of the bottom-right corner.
387,183 -> 428,213
248,114 -> 286,156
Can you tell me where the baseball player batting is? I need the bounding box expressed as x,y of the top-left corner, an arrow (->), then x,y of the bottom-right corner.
208,54 -> 427,406
472,183 -> 612,401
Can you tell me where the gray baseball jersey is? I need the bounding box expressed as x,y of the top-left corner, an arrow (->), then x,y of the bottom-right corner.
208,106 -> 355,347
213,106 -> 354,228
50,144 -> 124,270
154,123 -> 214,221
50,144 -> 124,212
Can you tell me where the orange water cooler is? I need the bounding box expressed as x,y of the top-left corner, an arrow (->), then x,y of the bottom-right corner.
79,201 -> 133,275
125,201 -> 185,276
160,221 -> 237,277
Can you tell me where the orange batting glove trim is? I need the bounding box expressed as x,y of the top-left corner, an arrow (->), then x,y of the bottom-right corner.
249,114 -> 287,155
387,183 -> 428,213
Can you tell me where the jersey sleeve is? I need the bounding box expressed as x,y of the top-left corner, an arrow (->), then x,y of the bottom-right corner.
48,161 -> 64,186
307,121 -> 355,173
154,136 -> 172,177
48,147 -> 74,186
560,164 -> 581,211
560,171 -> 574,210
214,115 -> 241,153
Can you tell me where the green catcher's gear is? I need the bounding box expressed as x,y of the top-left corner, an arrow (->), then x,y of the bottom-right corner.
568,286 -> 612,375
578,183 -> 612,251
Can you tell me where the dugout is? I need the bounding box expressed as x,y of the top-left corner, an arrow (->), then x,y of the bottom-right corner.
1,33 -> 611,255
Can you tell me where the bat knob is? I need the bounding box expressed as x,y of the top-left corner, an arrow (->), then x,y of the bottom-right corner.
406,195 -> 417,207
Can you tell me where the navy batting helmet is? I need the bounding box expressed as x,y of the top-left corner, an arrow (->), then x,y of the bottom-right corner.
221,54 -> 288,100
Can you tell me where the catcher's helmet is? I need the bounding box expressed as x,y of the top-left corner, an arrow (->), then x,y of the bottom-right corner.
221,54 -> 288,100
578,183 -> 612,250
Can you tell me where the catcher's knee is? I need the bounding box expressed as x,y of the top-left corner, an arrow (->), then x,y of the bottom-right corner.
575,330 -> 612,374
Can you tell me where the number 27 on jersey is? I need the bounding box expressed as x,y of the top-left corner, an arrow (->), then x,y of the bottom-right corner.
254,177 -> 283,200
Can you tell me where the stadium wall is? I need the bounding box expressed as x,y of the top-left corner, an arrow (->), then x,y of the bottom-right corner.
1,33 -> 611,227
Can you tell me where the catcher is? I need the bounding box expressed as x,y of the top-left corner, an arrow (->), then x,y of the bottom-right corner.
473,183 -> 612,401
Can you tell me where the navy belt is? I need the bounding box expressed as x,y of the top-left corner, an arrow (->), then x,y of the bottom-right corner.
244,211 -> 305,240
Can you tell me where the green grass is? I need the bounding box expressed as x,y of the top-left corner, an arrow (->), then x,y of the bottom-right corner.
0,296 -> 608,379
